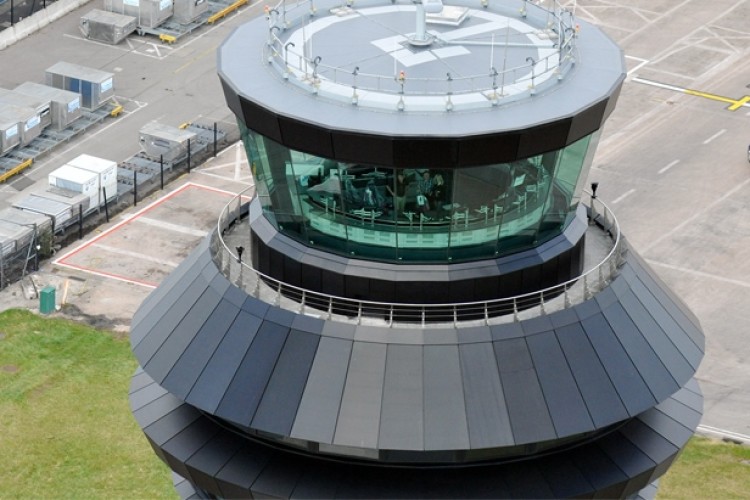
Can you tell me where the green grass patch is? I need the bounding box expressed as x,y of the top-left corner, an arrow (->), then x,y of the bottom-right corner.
0,308 -> 175,499
658,435 -> 750,499
1,308 -> 749,498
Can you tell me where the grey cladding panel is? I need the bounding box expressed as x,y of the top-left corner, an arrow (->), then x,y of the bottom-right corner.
527,331 -> 594,436
334,342 -> 386,449
619,290 -> 695,385
597,430 -> 656,478
423,345 -> 470,450
603,301 -> 678,402
628,277 -> 703,369
556,323 -> 628,427
215,448 -> 269,497
133,269 -> 210,362
216,320 -> 290,427
252,329 -> 321,435
186,310 -> 262,412
620,419 -> 679,464
459,342 -> 514,448
162,299 -> 241,398
251,459 -> 301,498
378,344 -> 424,451
144,403 -> 202,447
581,313 -> 655,415
291,337 -> 352,443
145,286 -> 223,384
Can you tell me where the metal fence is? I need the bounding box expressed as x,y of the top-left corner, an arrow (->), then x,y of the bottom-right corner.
211,189 -> 626,328
0,0 -> 61,31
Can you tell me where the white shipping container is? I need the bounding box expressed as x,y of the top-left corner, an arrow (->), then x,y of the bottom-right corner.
66,154 -> 118,206
48,164 -> 100,210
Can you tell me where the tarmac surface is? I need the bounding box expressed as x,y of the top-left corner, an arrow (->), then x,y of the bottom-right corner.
0,0 -> 749,445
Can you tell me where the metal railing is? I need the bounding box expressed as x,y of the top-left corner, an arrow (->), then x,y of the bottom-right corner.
210,188 -> 625,328
261,0 -> 579,109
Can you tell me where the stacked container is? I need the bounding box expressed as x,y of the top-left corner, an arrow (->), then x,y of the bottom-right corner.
104,0 -> 174,29
45,62 -> 114,111
80,9 -> 137,44
139,121 -> 197,162
66,154 -> 118,205
0,104 -> 42,146
14,82 -> 82,131
48,164 -> 100,211
172,0 -> 207,24
0,114 -> 20,154
0,88 -> 52,130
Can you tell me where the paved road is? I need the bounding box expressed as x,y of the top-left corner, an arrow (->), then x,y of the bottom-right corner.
0,0 -> 748,440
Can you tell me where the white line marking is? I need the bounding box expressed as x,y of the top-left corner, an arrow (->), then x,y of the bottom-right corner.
658,159 -> 680,174
135,217 -> 209,238
646,260 -> 750,289
703,129 -> 726,144
697,424 -> 750,444
92,242 -> 180,268
612,189 -> 636,204
631,77 -> 685,93
625,55 -> 649,76
195,171 -> 254,184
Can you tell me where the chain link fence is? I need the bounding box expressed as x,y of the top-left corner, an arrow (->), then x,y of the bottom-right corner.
0,0 -> 62,31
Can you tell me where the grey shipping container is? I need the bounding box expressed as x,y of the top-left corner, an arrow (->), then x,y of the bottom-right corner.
0,114 -> 21,154
104,0 -> 173,29
80,9 -> 137,44
172,0 -> 207,24
0,104 -> 42,146
45,62 -> 115,111
14,82 -> 82,131
139,121 -> 197,162
13,194 -> 77,228
0,207 -> 54,234
0,88 -> 52,130
0,219 -> 34,252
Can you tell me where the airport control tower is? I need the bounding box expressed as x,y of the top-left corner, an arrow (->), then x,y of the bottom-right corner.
129,1 -> 705,497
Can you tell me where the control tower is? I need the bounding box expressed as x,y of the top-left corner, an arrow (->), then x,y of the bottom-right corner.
130,1 -> 704,497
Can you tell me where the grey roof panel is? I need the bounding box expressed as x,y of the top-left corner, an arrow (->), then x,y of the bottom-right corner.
251,329 -> 321,435
459,342 -> 514,448
215,448 -> 269,498
186,309 -> 263,412
423,345 -> 470,450
145,285 -> 223,384
143,402 -> 201,447
581,313 -> 655,415
527,331 -> 594,436
333,341 -> 386,449
378,344 -> 424,451
291,336 -> 352,443
603,301 -> 679,402
162,299 -> 241,397
618,289 -> 695,385
184,431 -> 243,495
555,322 -> 629,427
133,269 -> 210,361
251,459 -> 301,498
216,320 -> 291,427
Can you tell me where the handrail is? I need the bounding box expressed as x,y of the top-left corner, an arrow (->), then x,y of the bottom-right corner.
261,0 -> 579,110
210,187 -> 625,328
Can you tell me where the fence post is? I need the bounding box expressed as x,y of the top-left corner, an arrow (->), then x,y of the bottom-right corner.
103,187 -> 109,222
160,155 -> 164,190
133,170 -> 138,207
213,122 -> 218,157
78,205 -> 83,240
187,139 -> 191,173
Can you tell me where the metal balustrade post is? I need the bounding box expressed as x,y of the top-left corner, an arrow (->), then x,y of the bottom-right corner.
484,303 -> 489,326
564,284 -> 571,308
328,298 -> 333,319
421,307 -> 425,327
539,291 -> 546,315
357,303 -> 362,325
513,298 -> 519,322
388,306 -> 393,328
276,282 -> 282,306
300,290 -> 306,314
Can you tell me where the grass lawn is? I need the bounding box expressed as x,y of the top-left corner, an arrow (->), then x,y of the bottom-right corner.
1,307 -> 749,498
0,308 -> 175,499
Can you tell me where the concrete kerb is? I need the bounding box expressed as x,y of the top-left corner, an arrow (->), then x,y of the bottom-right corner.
0,0 -> 91,50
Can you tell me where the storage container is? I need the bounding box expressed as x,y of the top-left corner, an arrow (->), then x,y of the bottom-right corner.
0,207 -> 54,234
0,114 -> 20,154
172,0 -> 207,24
0,88 -> 51,130
13,195 -> 76,228
104,0 -> 173,29
48,164 -> 100,211
0,104 -> 42,146
65,154 -> 118,206
14,82 -> 82,131
45,62 -> 115,111
139,121 -> 197,162
80,9 -> 137,44
0,220 -> 33,254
